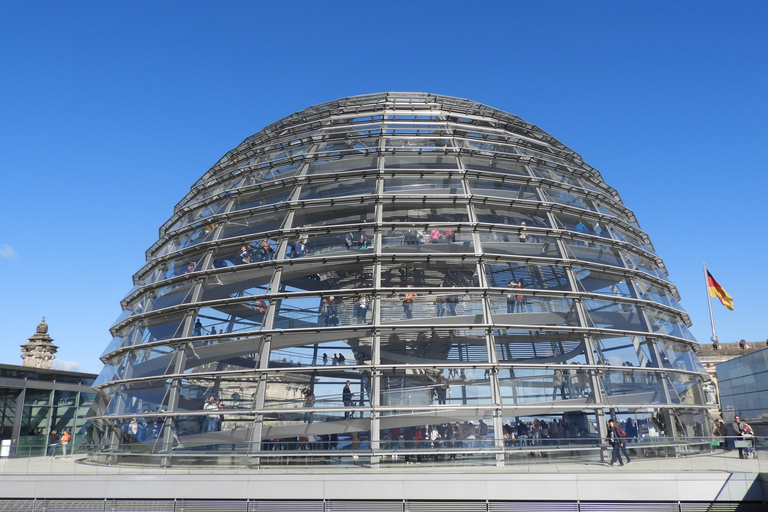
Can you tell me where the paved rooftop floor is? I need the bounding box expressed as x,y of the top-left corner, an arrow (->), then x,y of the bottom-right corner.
0,450 -> 765,504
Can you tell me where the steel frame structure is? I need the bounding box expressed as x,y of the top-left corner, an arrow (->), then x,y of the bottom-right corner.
90,92 -> 711,466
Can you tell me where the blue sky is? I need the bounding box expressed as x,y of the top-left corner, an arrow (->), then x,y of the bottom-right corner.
1,1 -> 765,374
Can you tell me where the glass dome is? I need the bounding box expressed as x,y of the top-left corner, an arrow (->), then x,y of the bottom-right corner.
90,92 -> 711,466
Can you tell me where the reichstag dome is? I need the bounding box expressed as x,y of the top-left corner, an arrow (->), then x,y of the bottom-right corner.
91,92 -> 712,466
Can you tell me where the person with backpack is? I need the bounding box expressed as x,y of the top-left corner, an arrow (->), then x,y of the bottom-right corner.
617,421 -> 632,464
605,418 -> 627,466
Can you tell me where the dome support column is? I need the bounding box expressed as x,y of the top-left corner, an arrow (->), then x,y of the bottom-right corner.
247,264 -> 283,466
160,348 -> 188,466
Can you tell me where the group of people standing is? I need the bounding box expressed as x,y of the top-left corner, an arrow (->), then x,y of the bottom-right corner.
318,295 -> 370,326
551,363 -> 592,400
385,420 -> 490,461
201,396 -> 226,433
47,428 -> 71,459
238,240 -> 275,264
321,352 -> 346,365
318,296 -> 339,326
402,226 -> 455,245
506,280 -> 524,313
433,284 -> 462,317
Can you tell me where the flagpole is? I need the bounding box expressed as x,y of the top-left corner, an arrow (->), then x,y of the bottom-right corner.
703,263 -> 718,345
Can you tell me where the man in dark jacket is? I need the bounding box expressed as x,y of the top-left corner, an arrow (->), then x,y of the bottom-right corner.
342,380 -> 354,418
47,429 -> 58,459
605,419 -> 625,466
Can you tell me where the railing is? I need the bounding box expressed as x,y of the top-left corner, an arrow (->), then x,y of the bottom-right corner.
0,436 -> 762,474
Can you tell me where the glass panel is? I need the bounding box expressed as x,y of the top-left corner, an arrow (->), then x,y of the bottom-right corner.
673,407 -> 710,437
493,330 -> 587,363
611,225 -> 653,253
263,369 -> 369,419
383,154 -> 459,170
477,230 -> 561,258
131,280 -> 196,315
484,262 -> 571,290
563,240 -> 624,267
299,177 -> 377,200
383,176 -> 464,195
553,213 -> 610,240
199,268 -> 271,308
24,389 -> 51,406
541,187 -> 598,212
381,367 -> 492,407
583,299 -> 645,331
101,335 -> 127,358
260,413 -> 372,452
291,205 -> 375,228
125,312 -> 187,347
473,206 -> 551,228
174,225 -> 217,252
590,199 -> 639,228
532,166 -> 584,188
573,267 -> 633,298
380,291 -> 485,324
273,293 -> 370,330
592,335 -> 649,368
110,345 -> 176,381
381,226 -> 473,254
462,156 -> 528,176
273,296 -> 336,330
176,340 -> 263,387
299,230 -> 375,257
279,261 -> 374,293
211,240 -> 278,269
646,308 -> 696,341
623,252 -> 670,282
243,161 -> 303,184
306,156 -> 378,175
168,199 -> 227,233
233,187 -> 294,211
93,364 -> 118,387
457,139 -> 518,156
499,367 -> 574,405
664,373 -> 706,406
147,253 -> 208,285
219,210 -> 288,239
381,203 -> 469,223
316,136 -> 378,155
598,369 -> 662,403
184,181 -> 228,208
384,137 -> 452,151
489,293 -> 581,327
657,339 -> 706,373
380,261 -> 477,288
153,237 -> 180,259
380,329 -> 490,364
466,178 -> 538,200
105,381 -> 171,418
635,277 -> 683,310
193,302 -> 267,337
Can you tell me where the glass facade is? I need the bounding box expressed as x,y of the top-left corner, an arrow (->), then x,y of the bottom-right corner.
91,92 -> 711,465
0,364 -> 96,457
717,348 -> 768,423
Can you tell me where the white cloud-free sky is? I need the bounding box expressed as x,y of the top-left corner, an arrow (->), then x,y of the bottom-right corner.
1,1 -> 765,374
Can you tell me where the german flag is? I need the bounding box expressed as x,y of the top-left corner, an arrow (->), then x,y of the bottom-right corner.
707,270 -> 734,311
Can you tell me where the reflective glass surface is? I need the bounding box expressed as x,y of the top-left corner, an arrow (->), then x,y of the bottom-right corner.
95,92 -> 708,465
